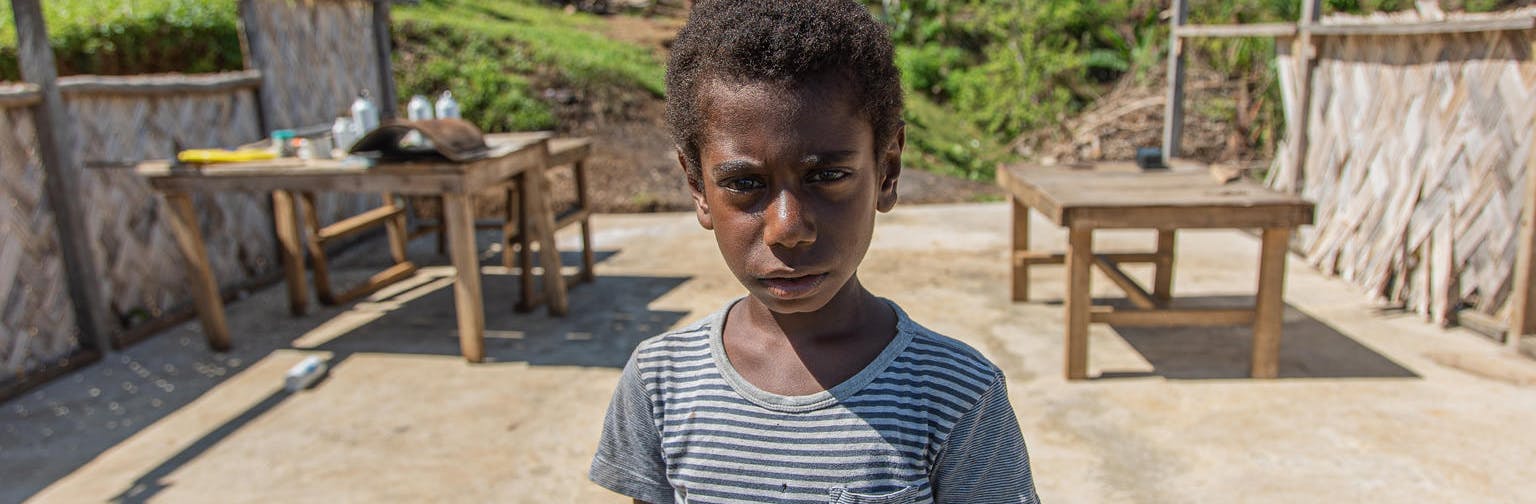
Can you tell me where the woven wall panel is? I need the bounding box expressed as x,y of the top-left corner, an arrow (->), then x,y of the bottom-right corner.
248,0 -> 383,130
0,106 -> 80,374
1269,9 -> 1535,325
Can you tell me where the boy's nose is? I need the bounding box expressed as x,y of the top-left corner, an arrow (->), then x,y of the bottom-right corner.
763,188 -> 815,249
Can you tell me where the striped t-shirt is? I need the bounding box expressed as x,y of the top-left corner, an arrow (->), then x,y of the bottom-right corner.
590,299 -> 1038,504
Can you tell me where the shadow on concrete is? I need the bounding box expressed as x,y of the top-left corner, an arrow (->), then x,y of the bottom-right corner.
1,242 -> 688,502
1088,296 -> 1420,380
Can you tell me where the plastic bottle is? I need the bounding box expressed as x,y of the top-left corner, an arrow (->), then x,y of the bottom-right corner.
350,90 -> 380,137
434,90 -> 461,119
407,94 -> 435,121
332,116 -> 358,152
283,356 -> 329,392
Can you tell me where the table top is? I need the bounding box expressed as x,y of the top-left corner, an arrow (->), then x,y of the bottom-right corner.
135,132 -> 553,195
997,162 -> 1315,229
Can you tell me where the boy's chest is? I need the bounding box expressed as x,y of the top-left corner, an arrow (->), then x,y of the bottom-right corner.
657,398 -> 940,503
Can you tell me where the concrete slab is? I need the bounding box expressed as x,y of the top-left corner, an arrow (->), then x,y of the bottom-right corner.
3,203 -> 1535,503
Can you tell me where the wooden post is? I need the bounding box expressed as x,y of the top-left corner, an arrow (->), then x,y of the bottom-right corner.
1153,229 -> 1176,303
1252,227 -> 1291,379
236,0 -> 275,134
444,192 -> 486,363
1510,126 -> 1536,348
10,0 -> 116,353
163,193 -> 232,351
1283,0 -> 1325,190
271,191 -> 308,316
372,0 -> 399,120
1011,196 -> 1031,302
1064,227 -> 1093,380
1161,0 -> 1189,160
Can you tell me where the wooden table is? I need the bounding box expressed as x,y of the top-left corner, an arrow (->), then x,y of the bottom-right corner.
136,132 -> 569,362
997,163 -> 1315,379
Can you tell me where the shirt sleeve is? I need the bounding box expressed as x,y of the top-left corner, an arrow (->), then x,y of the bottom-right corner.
589,356 -> 674,504
932,372 -> 1040,504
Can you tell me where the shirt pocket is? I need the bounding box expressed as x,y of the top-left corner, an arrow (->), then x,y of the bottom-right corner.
829,485 -> 921,504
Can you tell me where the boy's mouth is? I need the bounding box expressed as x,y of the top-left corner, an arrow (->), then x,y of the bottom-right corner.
757,273 -> 829,299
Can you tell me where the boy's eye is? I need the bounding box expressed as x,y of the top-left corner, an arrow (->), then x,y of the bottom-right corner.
806,169 -> 850,183
721,177 -> 765,192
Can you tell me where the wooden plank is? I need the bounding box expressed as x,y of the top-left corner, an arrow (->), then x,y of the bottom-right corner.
1252,227 -> 1292,379
1070,205 -> 1315,229
1091,255 -> 1159,309
163,192 -> 232,351
325,261 -> 418,306
0,82 -> 41,107
549,137 -> 594,166
316,205 -> 406,243
371,0 -> 398,120
382,194 -> 409,264
1175,23 -> 1297,38
1512,117 -> 1536,345
1153,230 -> 1176,301
55,71 -> 262,96
296,193 -> 338,305
270,191 -> 308,316
1090,307 -> 1256,326
1162,0 -> 1190,159
11,0 -> 115,353
1015,251 -> 1162,266
1011,196 -> 1031,301
1306,17 -> 1535,37
1065,227 -> 1093,380
573,159 -> 595,282
997,164 -> 1315,228
236,0 -> 276,134
444,192 -> 486,362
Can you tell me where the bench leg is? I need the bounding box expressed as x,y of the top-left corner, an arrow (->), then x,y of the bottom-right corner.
1065,227 -> 1093,380
1251,227 -> 1290,379
444,192 -> 486,363
1153,229 -> 1176,303
296,192 -> 339,305
1011,196 -> 1031,302
575,160 -> 596,283
164,192 -> 231,351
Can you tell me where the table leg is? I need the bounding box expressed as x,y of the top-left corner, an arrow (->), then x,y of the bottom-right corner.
271,191 -> 307,316
1153,229 -> 1176,303
443,192 -> 486,363
1011,196 -> 1031,302
1065,227 -> 1093,380
163,192 -> 231,351
1252,227 -> 1291,379
524,155 -> 569,317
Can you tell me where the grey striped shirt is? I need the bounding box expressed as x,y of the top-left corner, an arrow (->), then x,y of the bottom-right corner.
590,299 -> 1038,503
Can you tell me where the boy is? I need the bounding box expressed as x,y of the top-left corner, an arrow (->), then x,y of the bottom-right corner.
590,1 -> 1039,502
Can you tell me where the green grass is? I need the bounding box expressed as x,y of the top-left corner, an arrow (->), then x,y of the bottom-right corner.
902,93 -> 1016,181
0,0 -> 241,80
392,0 -> 665,132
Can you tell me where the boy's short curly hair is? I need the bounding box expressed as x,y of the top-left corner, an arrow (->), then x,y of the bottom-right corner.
666,0 -> 904,189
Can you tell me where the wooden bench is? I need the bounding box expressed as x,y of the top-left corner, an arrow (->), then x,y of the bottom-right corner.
997,162 -> 1315,379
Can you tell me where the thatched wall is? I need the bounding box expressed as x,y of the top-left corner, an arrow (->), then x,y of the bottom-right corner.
246,0 -> 385,129
0,103 -> 80,373
1270,8 -> 1536,325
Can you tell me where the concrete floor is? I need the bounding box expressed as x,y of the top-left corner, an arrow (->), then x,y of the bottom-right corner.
4,203 -> 1535,503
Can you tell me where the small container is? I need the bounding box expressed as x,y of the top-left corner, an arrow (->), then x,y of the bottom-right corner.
407,94 -> 435,121
284,356 -> 329,392
351,91 -> 380,136
434,90 -> 460,119
332,117 -> 358,151
270,129 -> 297,157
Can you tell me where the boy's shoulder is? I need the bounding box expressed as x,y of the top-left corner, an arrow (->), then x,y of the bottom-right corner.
893,304 -> 1006,385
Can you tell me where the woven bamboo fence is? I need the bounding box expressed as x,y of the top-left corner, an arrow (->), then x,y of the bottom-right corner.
0,102 -> 80,374
1269,8 -> 1536,325
0,0 -> 388,377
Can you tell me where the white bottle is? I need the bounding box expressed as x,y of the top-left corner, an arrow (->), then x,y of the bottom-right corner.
283,356 -> 329,392
435,90 -> 461,119
407,94 -> 435,121
332,116 -> 358,152
350,91 -> 380,137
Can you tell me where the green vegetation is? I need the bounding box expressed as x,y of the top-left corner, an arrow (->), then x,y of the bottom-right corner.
0,0 -> 240,80
391,0 -> 665,132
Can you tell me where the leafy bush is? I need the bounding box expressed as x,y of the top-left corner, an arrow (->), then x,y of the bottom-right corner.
0,0 -> 241,80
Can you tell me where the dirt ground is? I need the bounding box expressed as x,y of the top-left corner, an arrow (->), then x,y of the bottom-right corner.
4,203 -> 1535,503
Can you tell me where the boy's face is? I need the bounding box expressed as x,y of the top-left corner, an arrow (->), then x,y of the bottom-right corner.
685,78 -> 902,314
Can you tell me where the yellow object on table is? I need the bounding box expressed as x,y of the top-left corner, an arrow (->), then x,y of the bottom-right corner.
176,148 -> 278,164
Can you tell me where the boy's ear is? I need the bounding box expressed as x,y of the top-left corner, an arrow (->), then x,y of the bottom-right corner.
681,148 -> 714,230
876,123 -> 904,213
